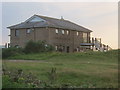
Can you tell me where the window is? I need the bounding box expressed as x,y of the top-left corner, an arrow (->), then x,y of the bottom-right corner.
55,29 -> 58,34
76,47 -> 79,52
26,29 -> 31,34
28,16 -> 45,22
62,30 -> 65,34
62,46 -> 65,51
83,33 -> 87,43
77,31 -> 79,36
67,30 -> 70,35
45,44 -> 48,47
15,45 -> 19,48
15,30 -> 19,36
55,45 -> 58,50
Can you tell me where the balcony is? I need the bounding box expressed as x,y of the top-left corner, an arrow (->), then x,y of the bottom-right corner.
80,43 -> 94,46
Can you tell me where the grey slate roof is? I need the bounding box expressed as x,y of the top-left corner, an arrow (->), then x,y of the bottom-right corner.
8,15 -> 92,32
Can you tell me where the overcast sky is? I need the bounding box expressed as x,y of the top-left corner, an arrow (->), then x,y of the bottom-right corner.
2,2 -> 118,49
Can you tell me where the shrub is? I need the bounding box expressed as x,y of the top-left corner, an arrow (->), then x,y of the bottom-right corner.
2,47 -> 23,59
24,40 -> 55,54
45,44 -> 55,52
2,40 -> 55,59
48,67 -> 57,84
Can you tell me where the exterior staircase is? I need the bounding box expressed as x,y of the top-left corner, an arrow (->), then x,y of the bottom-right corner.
92,38 -> 112,52
80,37 -> 112,52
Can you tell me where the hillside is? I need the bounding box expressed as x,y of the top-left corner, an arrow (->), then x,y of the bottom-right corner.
2,50 -> 118,88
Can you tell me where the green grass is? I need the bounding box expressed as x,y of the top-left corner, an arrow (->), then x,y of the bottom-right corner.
2,50 -> 118,88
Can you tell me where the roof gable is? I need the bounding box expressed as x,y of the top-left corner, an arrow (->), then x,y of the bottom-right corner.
25,15 -> 46,23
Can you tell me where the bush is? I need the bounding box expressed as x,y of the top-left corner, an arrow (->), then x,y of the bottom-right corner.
2,40 -> 55,59
24,40 -> 55,54
2,47 -> 23,59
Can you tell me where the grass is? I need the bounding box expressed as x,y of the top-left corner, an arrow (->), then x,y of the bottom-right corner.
2,50 -> 118,88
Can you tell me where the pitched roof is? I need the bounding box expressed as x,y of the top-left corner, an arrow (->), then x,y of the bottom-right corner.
8,15 -> 92,32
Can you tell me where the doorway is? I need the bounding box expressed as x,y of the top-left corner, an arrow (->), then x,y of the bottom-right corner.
66,46 -> 69,53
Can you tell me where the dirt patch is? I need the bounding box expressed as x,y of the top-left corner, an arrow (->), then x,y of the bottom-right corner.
4,60 -> 50,63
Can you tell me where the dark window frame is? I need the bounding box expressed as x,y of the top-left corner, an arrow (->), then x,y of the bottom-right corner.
67,30 -> 70,35
83,32 -> 88,43
55,45 -> 58,51
62,30 -> 65,35
15,30 -> 19,37
55,29 -> 59,34
26,29 -> 31,34
77,31 -> 79,36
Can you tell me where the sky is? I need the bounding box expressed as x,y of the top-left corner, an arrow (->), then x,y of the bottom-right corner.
1,2 -> 118,49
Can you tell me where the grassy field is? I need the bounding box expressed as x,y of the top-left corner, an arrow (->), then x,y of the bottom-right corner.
2,50 -> 118,88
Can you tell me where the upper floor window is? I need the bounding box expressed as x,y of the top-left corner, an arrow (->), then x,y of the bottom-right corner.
26,29 -> 31,34
62,30 -> 65,34
15,30 -> 19,37
67,30 -> 70,35
83,33 -> 87,43
77,31 -> 79,36
55,29 -> 59,34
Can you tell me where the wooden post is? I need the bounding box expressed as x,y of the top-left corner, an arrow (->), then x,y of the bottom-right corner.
107,45 -> 108,51
92,37 -> 94,50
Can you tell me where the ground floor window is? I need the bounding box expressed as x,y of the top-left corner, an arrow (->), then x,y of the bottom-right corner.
55,45 -> 58,51
55,45 -> 69,52
15,45 -> 19,48
76,47 -> 79,52
62,46 -> 65,51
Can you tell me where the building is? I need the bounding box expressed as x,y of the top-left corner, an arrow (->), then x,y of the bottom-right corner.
8,14 -> 94,52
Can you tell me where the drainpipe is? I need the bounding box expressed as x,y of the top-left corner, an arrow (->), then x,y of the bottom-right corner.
33,26 -> 36,42
92,37 -> 94,50
46,26 -> 49,45
73,30 -> 74,52
100,38 -> 102,47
